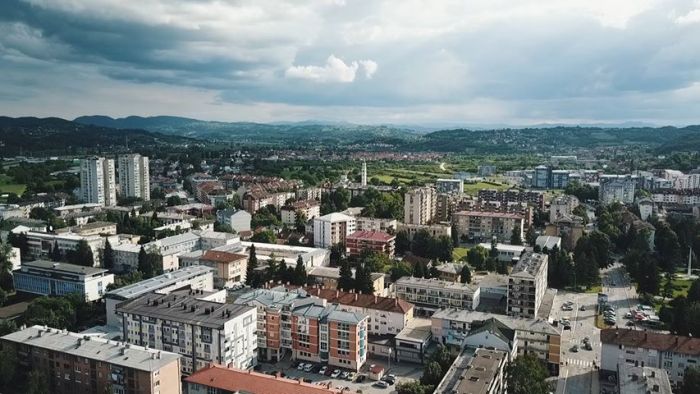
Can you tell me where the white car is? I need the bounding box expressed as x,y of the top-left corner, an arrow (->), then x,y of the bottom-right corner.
319,366 -> 328,375
297,363 -> 305,371
331,370 -> 341,378
304,363 -> 314,372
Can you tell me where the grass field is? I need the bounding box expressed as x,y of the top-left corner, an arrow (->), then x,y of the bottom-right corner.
0,174 -> 26,195
671,277 -> 693,298
463,181 -> 510,194
453,247 -> 469,261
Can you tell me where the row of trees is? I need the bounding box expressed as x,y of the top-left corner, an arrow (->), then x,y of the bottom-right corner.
396,230 -> 454,262
320,187 -> 405,220
245,244 -> 308,288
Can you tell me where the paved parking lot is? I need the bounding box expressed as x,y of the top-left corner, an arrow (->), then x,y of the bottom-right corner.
256,358 -> 423,394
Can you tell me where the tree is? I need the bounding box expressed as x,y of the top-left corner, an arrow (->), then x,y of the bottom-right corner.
330,243 -> 346,264
430,345 -> 454,371
396,381 -> 432,394
338,260 -> 354,291
103,238 -> 114,270
467,245 -> 487,270
0,243 -> 15,292
354,263 -> 374,294
50,240 -> 62,261
23,296 -> 77,330
506,353 -> 550,394
662,272 -> 675,301
433,236 -> 454,262
0,346 -> 16,389
689,279 -> 700,303
683,366 -> 700,394
525,226 -> 537,246
67,240 -> 94,267
137,246 -> 152,278
511,226 -> 522,245
26,369 -> 49,394
688,302 -> 700,338
293,255 -> 307,286
655,222 -> 682,272
413,261 -> 426,278
460,264 -> 472,284
166,195 -> 182,206
411,230 -> 432,258
250,230 -> 276,244
429,263 -> 440,279
266,255 -> 278,281
420,361 -> 443,386
246,244 -> 259,287
390,262 -> 412,281
497,260 -> 509,275
0,319 -> 17,336
395,231 -> 411,255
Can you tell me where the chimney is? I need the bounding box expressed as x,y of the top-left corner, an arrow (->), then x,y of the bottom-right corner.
354,293 -> 358,302
374,295 -> 378,304
395,299 -> 398,306
336,290 -> 340,298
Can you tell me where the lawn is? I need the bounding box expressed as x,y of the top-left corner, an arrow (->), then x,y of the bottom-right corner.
0,174 -> 26,195
453,247 -> 469,261
670,277 -> 693,298
463,181 -> 510,194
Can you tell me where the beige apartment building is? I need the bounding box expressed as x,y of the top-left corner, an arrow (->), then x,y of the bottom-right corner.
507,252 -> 548,319
404,187 -> 437,225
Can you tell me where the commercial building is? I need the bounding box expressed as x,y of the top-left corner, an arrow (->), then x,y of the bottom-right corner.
117,292 -> 258,375
435,347 -> 507,394
234,288 -> 369,371
436,178 -> 464,194
395,276 -> 480,315
432,308 -> 561,375
80,156 -> 116,206
599,175 -> 637,205
104,265 -> 215,327
216,208 -> 252,233
345,230 -> 396,258
0,325 -> 181,394
551,170 -> 570,189
117,154 -> 150,201
453,210 -> 525,243
313,212 -> 356,248
404,187 -> 437,225
476,242 -> 527,262
13,260 -> 114,301
533,165 -> 552,189
601,328 -> 700,390
112,231 -> 202,273
507,252 -> 548,318
184,365 -> 339,394
394,318 -> 433,364
281,200 -> 321,226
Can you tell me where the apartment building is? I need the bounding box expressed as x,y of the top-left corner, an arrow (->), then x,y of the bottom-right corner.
234,288 -> 369,371
550,195 -> 580,223
545,214 -> 585,251
436,178 -> 464,194
13,260 -> 114,301
478,189 -> 545,210
104,265 -> 215,327
216,208 -> 252,233
435,347 -> 508,394
453,210 -> 525,243
184,365 -> 339,394
354,216 -> 398,233
431,308 -> 562,375
398,222 -> 452,241
112,232 -> 202,273
599,175 -> 637,205
117,292 -> 258,375
118,154 -> 150,201
404,187 -> 437,225
551,170 -> 570,189
345,230 -> 396,258
507,252 -> 548,318
0,325 -> 181,394
651,189 -> 700,206
435,193 -> 460,222
313,212 -> 356,248
601,328 -> 700,390
188,249 -> 248,288
281,200 -> 321,225
617,364 -> 672,394
80,156 -> 117,206
308,267 -> 385,296
395,276 -> 480,315
25,231 -> 106,266
56,221 -> 118,236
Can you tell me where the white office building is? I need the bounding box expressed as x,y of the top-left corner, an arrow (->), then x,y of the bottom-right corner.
80,156 -> 116,206
117,154 -> 150,201
13,260 -> 114,302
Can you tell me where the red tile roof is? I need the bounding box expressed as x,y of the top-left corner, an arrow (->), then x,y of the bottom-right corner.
184,365 -> 340,394
302,286 -> 413,314
600,328 -> 700,356
201,250 -> 247,263
346,230 -> 395,242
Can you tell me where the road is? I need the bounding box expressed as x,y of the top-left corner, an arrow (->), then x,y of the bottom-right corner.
553,263 -> 640,394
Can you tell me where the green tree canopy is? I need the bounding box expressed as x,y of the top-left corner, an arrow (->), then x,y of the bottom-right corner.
506,353 -> 550,394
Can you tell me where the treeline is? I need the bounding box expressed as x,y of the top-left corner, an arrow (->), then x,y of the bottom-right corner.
320,187 -> 404,220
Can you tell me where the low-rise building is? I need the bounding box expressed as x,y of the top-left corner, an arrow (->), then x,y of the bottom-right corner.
545,214 -> 585,251
507,252 -> 548,319
601,328 -> 700,390
104,265 -> 215,327
432,308 -> 561,375
216,208 -> 252,233
188,249 -> 248,288
395,276 -> 480,315
394,318 -> 432,364
55,221 -> 118,236
345,230 -> 396,258
477,242 -> 527,262
281,200 -> 321,226
13,260 -> 114,301
184,364 -> 339,394
25,231 -> 106,266
117,292 -> 258,375
435,347 -> 508,394
1,325 -> 182,394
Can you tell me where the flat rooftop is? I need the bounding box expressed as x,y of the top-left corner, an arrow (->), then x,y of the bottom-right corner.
106,265 -> 214,300
432,308 -> 559,336
396,276 -> 479,294
2,325 -> 179,372
455,348 -> 506,394
510,252 -> 547,278
18,260 -> 108,276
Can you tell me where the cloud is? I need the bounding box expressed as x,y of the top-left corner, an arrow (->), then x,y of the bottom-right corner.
285,55 -> 377,83
676,8 -> 700,24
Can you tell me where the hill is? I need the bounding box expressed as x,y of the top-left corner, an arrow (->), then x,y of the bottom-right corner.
74,115 -> 419,146
0,117 -> 194,155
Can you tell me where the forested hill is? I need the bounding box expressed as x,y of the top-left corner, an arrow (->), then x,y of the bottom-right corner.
0,117 -> 194,155
411,125 -> 700,153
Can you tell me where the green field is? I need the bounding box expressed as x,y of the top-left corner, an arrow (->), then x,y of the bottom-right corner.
671,277 -> 693,298
463,181 -> 510,194
0,174 -> 26,195
453,247 -> 469,261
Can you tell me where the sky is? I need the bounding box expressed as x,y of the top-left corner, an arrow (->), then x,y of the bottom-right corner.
2,0 -> 700,126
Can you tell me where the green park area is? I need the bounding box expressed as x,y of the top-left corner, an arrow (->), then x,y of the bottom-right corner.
0,174 -> 26,195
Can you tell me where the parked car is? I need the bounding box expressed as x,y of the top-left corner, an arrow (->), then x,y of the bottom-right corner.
319,366 -> 328,375
331,370 -> 341,379
356,374 -> 367,383
571,345 -> 579,352
626,321 -> 635,327
579,305 -> 586,311
325,368 -> 334,377
304,364 -> 314,372
341,372 -> 350,380
584,342 -> 593,351
297,363 -> 305,371
373,381 -> 389,389
348,372 -> 356,381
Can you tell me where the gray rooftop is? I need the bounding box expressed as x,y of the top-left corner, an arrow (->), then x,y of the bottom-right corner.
2,325 -> 179,372
106,265 -> 214,300
117,292 -> 254,329
19,260 -> 108,276
510,252 -> 547,279
618,365 -> 672,394
396,276 -> 479,293
432,308 -> 559,335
